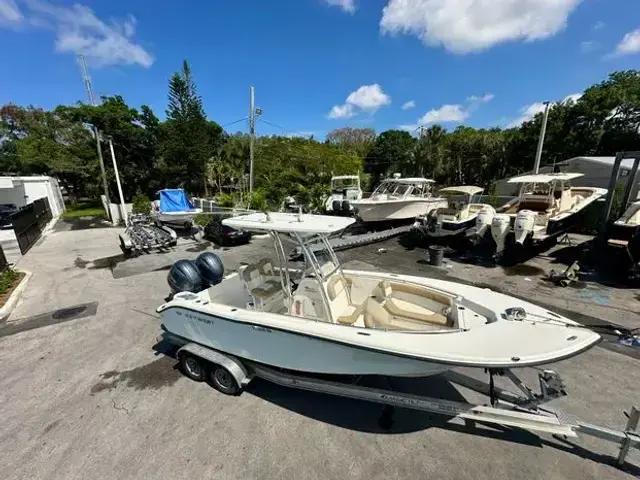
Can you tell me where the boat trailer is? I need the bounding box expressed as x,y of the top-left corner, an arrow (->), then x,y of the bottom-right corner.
159,331 -> 639,469
119,214 -> 178,254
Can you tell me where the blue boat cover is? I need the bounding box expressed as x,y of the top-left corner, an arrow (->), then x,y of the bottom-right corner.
159,189 -> 196,213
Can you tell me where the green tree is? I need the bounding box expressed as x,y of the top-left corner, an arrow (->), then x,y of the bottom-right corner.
158,60 -> 225,196
364,130 -> 416,181
325,127 -> 376,159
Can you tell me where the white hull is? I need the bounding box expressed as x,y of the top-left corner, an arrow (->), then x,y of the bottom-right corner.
155,209 -> 202,225
161,308 -> 448,377
353,198 -> 447,223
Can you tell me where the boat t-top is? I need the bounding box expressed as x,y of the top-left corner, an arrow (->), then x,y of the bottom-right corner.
351,176 -> 447,224
491,173 -> 606,255
158,211 -> 600,378
416,186 -> 496,242
324,175 -> 363,215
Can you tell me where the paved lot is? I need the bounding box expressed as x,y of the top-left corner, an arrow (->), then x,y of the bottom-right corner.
0,224 -> 638,480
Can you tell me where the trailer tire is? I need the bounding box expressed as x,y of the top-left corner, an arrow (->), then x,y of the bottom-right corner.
210,364 -> 241,395
179,352 -> 206,382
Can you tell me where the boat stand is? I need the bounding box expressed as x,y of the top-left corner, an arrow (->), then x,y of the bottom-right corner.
164,334 -> 640,469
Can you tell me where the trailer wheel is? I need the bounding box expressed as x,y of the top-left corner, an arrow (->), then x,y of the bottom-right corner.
179,352 -> 206,382
210,364 -> 241,395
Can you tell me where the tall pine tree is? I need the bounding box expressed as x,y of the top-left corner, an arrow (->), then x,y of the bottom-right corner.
159,61 -> 222,195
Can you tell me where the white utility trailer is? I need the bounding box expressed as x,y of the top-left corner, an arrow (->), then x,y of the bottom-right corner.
158,330 -> 639,469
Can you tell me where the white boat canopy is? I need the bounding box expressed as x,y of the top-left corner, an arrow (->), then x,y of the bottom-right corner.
508,173 -> 584,184
223,212 -> 355,234
382,177 -> 435,184
439,186 -> 484,195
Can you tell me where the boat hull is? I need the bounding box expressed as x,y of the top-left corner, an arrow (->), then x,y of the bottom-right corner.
425,217 -> 476,239
352,198 -> 447,223
160,308 -> 449,377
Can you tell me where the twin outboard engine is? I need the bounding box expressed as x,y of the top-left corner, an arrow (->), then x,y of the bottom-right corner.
474,206 -> 495,238
167,252 -> 224,294
491,214 -> 511,254
514,210 -> 536,245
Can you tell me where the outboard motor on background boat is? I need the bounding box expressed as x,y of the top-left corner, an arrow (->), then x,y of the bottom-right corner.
341,200 -> 351,213
514,210 -> 536,245
168,259 -> 202,294
332,200 -> 342,212
195,252 -> 224,287
475,207 -> 495,239
491,214 -> 511,254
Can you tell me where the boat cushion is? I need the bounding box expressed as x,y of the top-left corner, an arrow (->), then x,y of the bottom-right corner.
337,304 -> 362,325
385,297 -> 449,326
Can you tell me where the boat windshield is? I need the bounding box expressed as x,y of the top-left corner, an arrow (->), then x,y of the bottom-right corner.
373,182 -> 413,198
331,178 -> 359,191
521,182 -> 553,197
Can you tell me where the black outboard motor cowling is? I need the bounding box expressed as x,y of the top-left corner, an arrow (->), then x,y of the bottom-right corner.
341,200 -> 350,212
196,252 -> 224,287
168,260 -> 202,294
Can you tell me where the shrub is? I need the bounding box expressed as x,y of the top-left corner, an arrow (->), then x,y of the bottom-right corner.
132,192 -> 151,215
194,213 -> 212,227
215,193 -> 235,208
0,269 -> 21,296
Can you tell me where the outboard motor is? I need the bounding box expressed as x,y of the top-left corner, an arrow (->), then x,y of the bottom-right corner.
491,214 -> 511,254
514,210 -> 536,245
168,260 -> 202,294
332,200 -> 341,212
195,252 -> 224,287
341,200 -> 351,213
475,206 -> 495,239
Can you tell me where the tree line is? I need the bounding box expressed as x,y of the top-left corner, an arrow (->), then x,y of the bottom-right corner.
0,65 -> 638,208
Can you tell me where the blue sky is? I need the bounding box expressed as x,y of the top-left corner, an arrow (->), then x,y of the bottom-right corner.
1,0 -> 639,139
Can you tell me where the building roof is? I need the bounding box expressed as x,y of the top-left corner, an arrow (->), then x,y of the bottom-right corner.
564,156 -> 637,170
223,212 -> 355,234
438,186 -> 483,195
508,173 -> 584,184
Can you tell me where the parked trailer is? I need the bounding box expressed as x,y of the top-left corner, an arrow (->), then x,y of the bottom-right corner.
158,330 -> 639,469
119,214 -> 178,254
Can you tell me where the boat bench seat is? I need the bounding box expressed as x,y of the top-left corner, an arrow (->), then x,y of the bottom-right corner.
518,195 -> 554,212
326,275 -> 361,324
240,259 -> 283,303
374,281 -> 452,327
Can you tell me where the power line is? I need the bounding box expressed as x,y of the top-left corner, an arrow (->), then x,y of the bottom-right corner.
222,117 -> 249,128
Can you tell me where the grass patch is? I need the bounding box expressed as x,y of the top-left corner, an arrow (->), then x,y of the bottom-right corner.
63,200 -> 106,219
0,269 -> 25,308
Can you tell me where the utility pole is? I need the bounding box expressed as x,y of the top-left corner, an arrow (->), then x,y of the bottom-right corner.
78,55 -> 111,210
108,137 -> 127,225
533,101 -> 551,174
248,85 -> 255,194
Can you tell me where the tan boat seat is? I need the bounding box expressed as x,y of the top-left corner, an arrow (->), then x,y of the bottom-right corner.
377,280 -> 452,327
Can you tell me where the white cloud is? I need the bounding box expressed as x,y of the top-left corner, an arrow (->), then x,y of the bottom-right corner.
563,92 -> 582,103
613,28 -> 640,56
0,0 -> 22,24
401,100 -> 416,110
0,1 -> 153,67
380,0 -> 583,54
327,84 -> 391,119
507,102 -> 547,128
506,91 -> 583,127
324,0 -> 356,14
593,21 -> 605,31
580,40 -> 596,53
467,93 -> 495,104
419,104 -> 468,124
328,104 -> 355,119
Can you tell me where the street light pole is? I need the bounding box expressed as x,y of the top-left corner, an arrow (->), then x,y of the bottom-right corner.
107,137 -> 127,225
249,85 -> 255,194
533,101 -> 551,174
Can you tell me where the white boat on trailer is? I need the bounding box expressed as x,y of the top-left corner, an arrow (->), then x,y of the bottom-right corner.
158,211 -> 599,377
324,175 -> 363,216
351,177 -> 447,224
152,188 -> 203,230
491,173 -> 607,256
156,211 -> 639,465
416,186 -> 496,242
